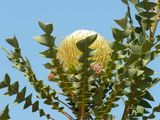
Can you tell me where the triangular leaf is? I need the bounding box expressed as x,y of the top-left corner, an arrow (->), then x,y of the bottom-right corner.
39,21 -> 53,34
6,36 -> 19,48
114,16 -> 128,29
0,105 -> 10,120
143,91 -> 154,101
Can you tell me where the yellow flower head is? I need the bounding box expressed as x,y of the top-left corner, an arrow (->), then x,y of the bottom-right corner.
57,30 -> 112,69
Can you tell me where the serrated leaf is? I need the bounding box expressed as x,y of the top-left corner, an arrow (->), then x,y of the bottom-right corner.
136,2 -> 158,10
40,49 -> 52,58
39,21 -> 53,34
112,28 -> 131,41
142,40 -> 153,53
139,11 -> 157,18
0,74 -> 10,89
43,62 -> 54,69
76,34 -> 97,52
143,19 -> 155,25
129,44 -> 142,54
111,42 -> 127,51
14,87 -> 26,104
6,36 -> 19,48
32,101 -> 39,112
24,94 -> 32,109
34,35 -> 55,47
126,54 -> 139,66
114,16 -> 128,29
4,81 -> 19,96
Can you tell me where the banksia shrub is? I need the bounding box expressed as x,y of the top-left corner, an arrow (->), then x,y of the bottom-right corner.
1,0 -> 160,120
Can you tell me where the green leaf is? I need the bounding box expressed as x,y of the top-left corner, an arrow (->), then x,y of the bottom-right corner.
14,87 -> 26,104
4,81 -> 19,96
34,35 -> 48,46
112,28 -> 131,41
110,42 -> 126,51
0,74 -> 10,89
153,104 -> 160,112
44,99 -> 53,105
143,91 -> 154,101
143,67 -> 154,77
34,35 -> 55,47
39,109 -> 45,117
32,101 -> 39,112
136,2 -> 158,10
137,70 -> 144,76
129,44 -> 142,54
23,94 -> 32,109
128,68 -> 137,77
126,54 -> 139,66
38,21 -> 53,34
40,49 -> 52,58
6,36 -> 19,48
76,34 -> 97,52
136,106 -> 145,114
149,113 -> 155,119
139,11 -> 157,18
140,99 -> 152,108
114,16 -> 128,29
0,105 -> 10,120
142,40 -> 153,53
93,87 -> 103,106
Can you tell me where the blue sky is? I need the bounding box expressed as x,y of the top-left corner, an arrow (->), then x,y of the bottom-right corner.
0,0 -> 160,120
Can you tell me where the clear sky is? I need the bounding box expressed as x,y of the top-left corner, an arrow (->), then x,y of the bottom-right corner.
0,0 -> 160,120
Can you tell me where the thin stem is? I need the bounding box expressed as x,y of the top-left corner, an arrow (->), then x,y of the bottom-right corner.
61,111 -> 75,120
57,98 -> 74,112
121,85 -> 134,120
122,103 -> 130,120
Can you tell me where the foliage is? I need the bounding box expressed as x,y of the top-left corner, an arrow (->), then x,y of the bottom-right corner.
0,0 -> 160,120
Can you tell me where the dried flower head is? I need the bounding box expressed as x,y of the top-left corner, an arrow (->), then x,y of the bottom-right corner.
91,63 -> 103,74
57,30 -> 112,69
48,73 -> 55,80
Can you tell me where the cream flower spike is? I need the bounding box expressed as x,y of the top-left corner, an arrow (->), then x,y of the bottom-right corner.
57,30 -> 112,69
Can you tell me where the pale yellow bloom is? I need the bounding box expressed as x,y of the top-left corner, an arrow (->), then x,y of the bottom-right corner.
57,30 -> 112,69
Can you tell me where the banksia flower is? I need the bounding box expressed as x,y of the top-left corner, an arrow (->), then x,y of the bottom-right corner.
91,63 -> 103,74
57,30 -> 112,70
48,73 -> 55,81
